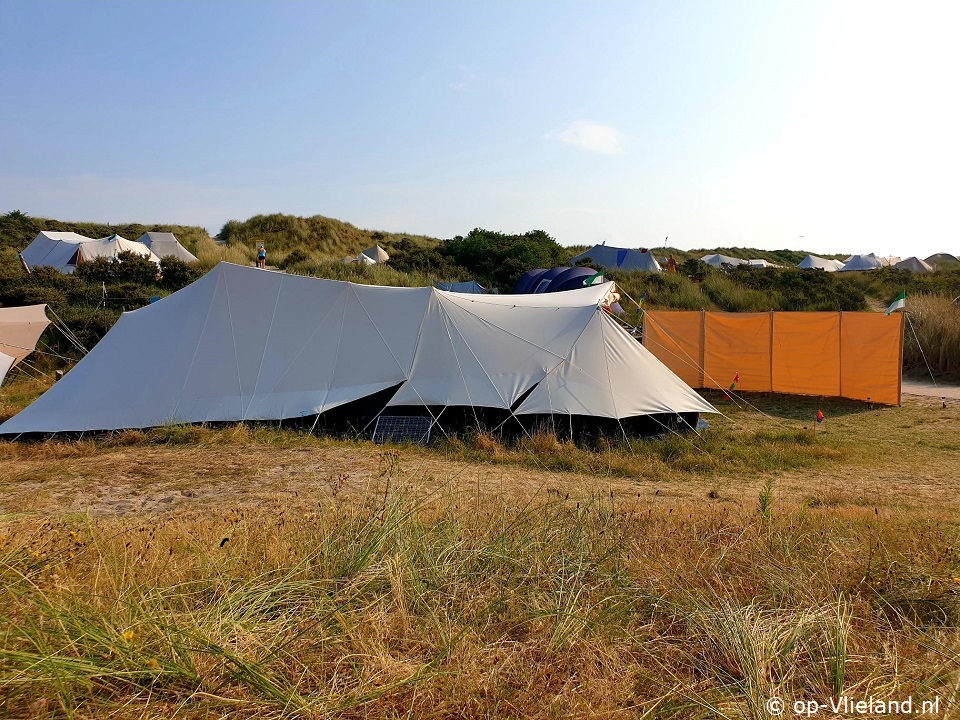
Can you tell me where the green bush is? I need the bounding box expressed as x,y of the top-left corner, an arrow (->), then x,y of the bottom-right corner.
159,257 -> 201,290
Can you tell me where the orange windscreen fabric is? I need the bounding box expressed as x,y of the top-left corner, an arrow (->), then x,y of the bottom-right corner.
642,310 -> 900,404
704,312 -> 772,392
642,311 -> 703,387
771,313 -> 841,396
840,313 -> 902,404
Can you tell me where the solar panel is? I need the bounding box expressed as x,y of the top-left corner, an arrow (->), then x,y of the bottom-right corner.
372,415 -> 434,445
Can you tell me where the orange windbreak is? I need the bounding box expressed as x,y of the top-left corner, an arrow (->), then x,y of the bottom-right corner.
642,311 -> 703,386
704,312 -> 772,392
840,312 -> 903,404
771,313 -> 841,397
642,310 -> 901,404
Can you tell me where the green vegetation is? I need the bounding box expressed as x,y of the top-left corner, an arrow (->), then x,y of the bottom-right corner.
3,209 -> 960,377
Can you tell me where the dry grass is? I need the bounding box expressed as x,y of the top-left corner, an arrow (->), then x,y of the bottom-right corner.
1,491 -> 958,718
1,380 -> 960,717
904,294 -> 960,377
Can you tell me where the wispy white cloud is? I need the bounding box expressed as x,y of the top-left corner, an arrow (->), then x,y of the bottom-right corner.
553,121 -> 625,155
449,64 -> 475,92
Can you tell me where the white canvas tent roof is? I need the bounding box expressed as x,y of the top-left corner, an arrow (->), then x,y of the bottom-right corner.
840,253 -> 883,271
0,304 -> 50,374
136,232 -> 198,263
747,259 -> 780,268
892,257 -> 934,273
0,263 -> 715,434
20,232 -> 95,273
700,253 -> 748,267
82,235 -> 161,264
360,245 -> 390,264
797,255 -> 844,271
569,244 -> 662,272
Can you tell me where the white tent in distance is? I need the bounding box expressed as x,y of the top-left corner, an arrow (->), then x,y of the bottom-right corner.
20,232 -> 160,273
135,232 -> 198,263
0,263 -> 715,438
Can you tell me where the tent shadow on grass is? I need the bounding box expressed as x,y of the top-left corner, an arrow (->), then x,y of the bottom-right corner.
701,390 -> 887,421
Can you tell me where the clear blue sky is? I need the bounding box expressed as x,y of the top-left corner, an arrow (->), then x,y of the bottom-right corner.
2,0 -> 958,258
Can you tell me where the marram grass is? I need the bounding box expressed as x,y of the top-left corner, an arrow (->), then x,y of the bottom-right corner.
1,487 -> 958,718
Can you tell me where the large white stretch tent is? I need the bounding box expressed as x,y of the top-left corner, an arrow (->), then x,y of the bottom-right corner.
21,232 -> 160,272
19,232 -> 95,273
0,263 -> 715,434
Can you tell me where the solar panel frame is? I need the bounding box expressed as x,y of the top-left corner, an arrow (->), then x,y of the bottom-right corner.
372,415 -> 434,445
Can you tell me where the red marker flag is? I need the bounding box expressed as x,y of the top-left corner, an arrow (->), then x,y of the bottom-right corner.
816,409 -> 824,424
729,372 -> 740,391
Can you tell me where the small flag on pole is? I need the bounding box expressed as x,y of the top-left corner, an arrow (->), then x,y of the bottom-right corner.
584,271 -> 603,286
729,372 -> 740,391
885,291 -> 905,315
816,409 -> 824,424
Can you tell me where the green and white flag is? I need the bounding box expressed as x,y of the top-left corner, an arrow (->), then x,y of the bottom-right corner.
584,271 -> 604,286
885,291 -> 905,315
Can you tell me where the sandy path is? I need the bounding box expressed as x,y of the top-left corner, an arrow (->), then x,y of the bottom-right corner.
902,378 -> 960,401
4,431 -> 958,521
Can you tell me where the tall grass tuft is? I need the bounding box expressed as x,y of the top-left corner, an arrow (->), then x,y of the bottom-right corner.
903,293 -> 960,378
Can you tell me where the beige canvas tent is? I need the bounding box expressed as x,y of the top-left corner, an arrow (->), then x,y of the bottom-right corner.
360,245 -> 390,264
0,305 -> 50,385
892,257 -> 934,273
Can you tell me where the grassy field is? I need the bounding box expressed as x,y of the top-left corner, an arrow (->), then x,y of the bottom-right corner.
1,376 -> 959,718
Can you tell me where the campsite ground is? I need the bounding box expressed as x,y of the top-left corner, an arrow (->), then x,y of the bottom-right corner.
2,385 -> 959,718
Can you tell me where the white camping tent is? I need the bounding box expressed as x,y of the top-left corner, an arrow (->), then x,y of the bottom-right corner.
840,253 -> 883,271
20,232 -> 160,272
0,305 -> 50,384
20,232 -> 96,273
569,244 -> 662,272
434,280 -> 486,293
797,255 -> 845,271
84,235 -> 161,264
360,245 -> 390,264
136,232 -> 198,263
0,263 -> 715,434
892,257 -> 934,273
700,254 -> 749,268
747,259 -> 780,268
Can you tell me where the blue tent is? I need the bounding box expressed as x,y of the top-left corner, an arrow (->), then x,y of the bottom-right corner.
513,268 -> 549,294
